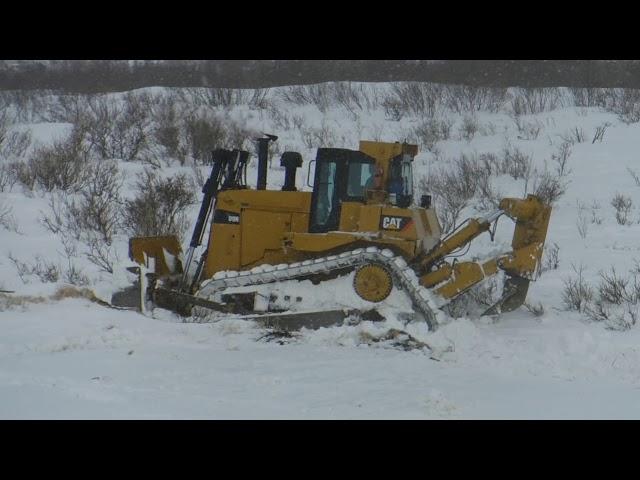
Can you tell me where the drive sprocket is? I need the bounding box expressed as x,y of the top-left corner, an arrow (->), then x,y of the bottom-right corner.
353,263 -> 393,303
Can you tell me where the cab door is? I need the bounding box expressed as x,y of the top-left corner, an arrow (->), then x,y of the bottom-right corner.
308,148 -> 376,233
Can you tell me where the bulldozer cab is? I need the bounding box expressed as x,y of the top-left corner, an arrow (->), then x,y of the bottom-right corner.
308,144 -> 416,233
309,148 -> 376,233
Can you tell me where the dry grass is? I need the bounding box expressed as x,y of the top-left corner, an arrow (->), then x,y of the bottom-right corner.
0,285 -> 106,311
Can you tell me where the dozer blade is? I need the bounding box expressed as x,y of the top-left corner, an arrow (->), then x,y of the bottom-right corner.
129,235 -> 183,276
111,236 -> 184,310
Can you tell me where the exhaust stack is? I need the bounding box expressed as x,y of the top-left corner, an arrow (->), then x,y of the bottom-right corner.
256,134 -> 278,190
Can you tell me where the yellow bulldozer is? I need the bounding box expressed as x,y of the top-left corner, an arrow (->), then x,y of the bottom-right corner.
114,135 -> 551,331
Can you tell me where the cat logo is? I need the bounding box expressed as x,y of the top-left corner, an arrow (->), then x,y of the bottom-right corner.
380,215 -> 412,231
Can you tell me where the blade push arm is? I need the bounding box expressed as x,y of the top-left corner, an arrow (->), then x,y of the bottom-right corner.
418,195 -> 552,311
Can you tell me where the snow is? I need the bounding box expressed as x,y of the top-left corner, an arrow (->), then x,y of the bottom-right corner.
3,83 -> 640,418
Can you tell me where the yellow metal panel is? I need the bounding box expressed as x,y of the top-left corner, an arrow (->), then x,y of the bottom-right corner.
436,262 -> 485,299
358,205 -> 381,232
291,212 -> 309,233
217,190 -> 312,213
129,235 -> 183,276
339,202 -> 361,232
241,210 -> 292,267
204,224 -> 241,278
289,232 -> 359,253
358,141 -> 418,187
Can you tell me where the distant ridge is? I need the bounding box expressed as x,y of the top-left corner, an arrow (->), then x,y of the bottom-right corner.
0,60 -> 638,93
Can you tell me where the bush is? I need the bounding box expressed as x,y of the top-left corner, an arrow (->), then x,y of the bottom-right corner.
24,124 -> 91,192
512,116 -> 542,140
150,95 -> 186,165
531,170 -> 567,206
552,141 -> 572,177
539,242 -> 560,275
84,93 -> 151,161
458,115 -> 478,142
584,267 -> 640,330
179,87 -> 271,110
419,153 -> 484,233
182,112 -> 249,165
444,85 -> 507,114
411,117 -> 453,151
122,169 -> 196,242
381,82 -> 445,119
8,253 -> 61,284
510,87 -> 563,115
611,193 -> 633,225
604,88 -> 640,124
568,87 -> 609,108
0,198 -> 17,231
41,160 -> 124,273
562,264 -> 594,312
0,111 -> 31,162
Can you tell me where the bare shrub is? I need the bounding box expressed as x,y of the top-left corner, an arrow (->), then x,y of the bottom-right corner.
331,82 -> 380,114
0,198 -> 17,231
597,268 -> 630,305
611,193 -> 633,225
592,122 -> 611,143
150,95 -> 187,165
605,89 -> 640,124
524,301 -> 545,317
84,93 -> 152,161
8,253 -> 61,284
45,94 -> 92,123
411,117 -> 453,151
122,169 -> 196,242
419,154 -> 483,233
475,145 -> 532,181
381,82 -> 445,119
41,160 -> 124,273
0,90 -> 50,123
590,200 -> 603,225
178,87 -> 270,110
513,116 -> 542,140
300,123 -> 339,148
510,87 -> 563,115
278,84 -> 333,112
531,170 -> 567,206
584,267 -> 640,330
569,87 -> 609,108
552,140 -> 572,177
560,127 -> 586,144
62,260 -> 90,287
182,112 -> 249,164
0,111 -> 32,161
444,85 -> 507,114
25,124 -> 91,192
539,242 -> 560,275
562,264 -> 594,312
478,121 -> 498,137
576,202 -> 589,240
0,163 -> 15,192
458,115 -> 478,142
627,167 -> 640,187
499,144 -> 533,180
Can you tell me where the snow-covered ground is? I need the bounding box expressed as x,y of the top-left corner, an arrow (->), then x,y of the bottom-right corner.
2,83 -> 640,418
